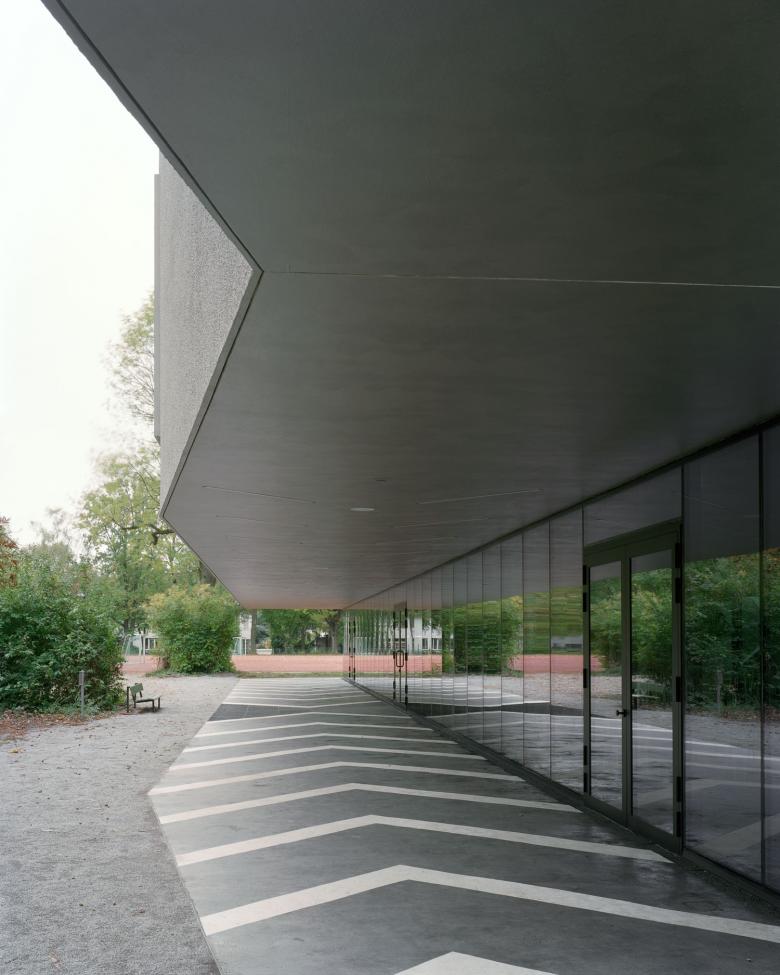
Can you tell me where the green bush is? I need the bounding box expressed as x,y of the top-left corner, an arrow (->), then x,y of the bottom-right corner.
0,549 -> 124,711
147,584 -> 237,673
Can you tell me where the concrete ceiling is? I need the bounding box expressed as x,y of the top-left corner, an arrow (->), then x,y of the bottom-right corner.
44,1 -> 780,606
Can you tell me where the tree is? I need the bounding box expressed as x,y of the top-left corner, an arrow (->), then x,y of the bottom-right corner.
261,609 -> 325,652
147,584 -> 238,673
78,446 -> 199,635
109,292 -> 155,427
312,609 -> 343,652
0,546 -> 124,711
0,516 -> 18,588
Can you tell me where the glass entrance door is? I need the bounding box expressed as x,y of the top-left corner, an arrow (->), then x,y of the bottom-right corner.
585,524 -> 682,850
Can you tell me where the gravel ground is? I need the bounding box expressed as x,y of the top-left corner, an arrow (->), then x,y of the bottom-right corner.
1,674 -> 237,975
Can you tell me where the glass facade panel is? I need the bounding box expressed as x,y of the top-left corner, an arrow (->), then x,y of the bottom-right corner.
466,552 -> 484,742
589,560 -> 623,810
346,424 -> 780,898
550,511 -> 584,791
523,524 -> 551,776
483,545 -> 502,749
451,558 -> 469,731
500,536 -> 524,763
630,549 -> 674,833
684,437 -> 762,881
585,469 -> 681,545
763,424 -> 780,893
440,564 -> 455,719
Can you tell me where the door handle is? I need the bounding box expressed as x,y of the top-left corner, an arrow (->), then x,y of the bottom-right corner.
615,708 -> 629,717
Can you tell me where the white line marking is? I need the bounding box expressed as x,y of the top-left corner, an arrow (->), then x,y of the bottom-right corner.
200,864 -> 780,941
171,745 -> 484,771
157,784 -> 576,824
149,762 -> 518,795
168,739 -> 486,772
221,700 -> 383,709
184,733 -> 455,753
396,952 -> 557,975
225,694 -> 367,701
176,814 -> 662,866
205,711 -> 408,724
195,721 -> 430,739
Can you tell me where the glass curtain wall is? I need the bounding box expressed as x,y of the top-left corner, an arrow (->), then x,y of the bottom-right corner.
483,545 -> 503,749
550,511 -> 584,790
523,524 -> 551,776
347,421 -> 780,897
684,437 -> 762,882
466,552 -> 484,742
764,426 -> 780,891
500,536 -> 524,763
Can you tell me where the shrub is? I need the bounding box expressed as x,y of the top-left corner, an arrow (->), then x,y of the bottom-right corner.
0,549 -> 124,711
147,584 -> 237,673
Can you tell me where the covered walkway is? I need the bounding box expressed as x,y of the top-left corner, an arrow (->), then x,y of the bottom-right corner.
150,678 -> 780,975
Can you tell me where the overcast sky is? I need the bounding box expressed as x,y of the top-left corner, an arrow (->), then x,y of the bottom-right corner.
0,0 -> 157,544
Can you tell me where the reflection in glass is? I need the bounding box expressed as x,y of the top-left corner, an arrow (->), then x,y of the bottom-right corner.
500,536 -> 524,762
630,550 -> 674,832
441,565 -> 455,718
409,578 -> 422,710
467,553 -> 485,741
483,545 -> 502,748
524,525 -> 551,776
589,561 -> 623,810
585,469 -> 681,545
764,424 -> 780,893
550,512 -> 584,791
425,572 -> 440,715
684,438 -> 761,881
449,559 -> 469,731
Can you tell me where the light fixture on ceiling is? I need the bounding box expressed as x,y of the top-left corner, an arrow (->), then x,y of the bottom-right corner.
350,506 -> 375,512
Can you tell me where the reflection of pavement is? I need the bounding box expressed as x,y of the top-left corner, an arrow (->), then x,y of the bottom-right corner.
363,673 -> 780,889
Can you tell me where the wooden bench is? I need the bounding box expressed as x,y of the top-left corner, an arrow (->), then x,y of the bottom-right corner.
126,682 -> 161,713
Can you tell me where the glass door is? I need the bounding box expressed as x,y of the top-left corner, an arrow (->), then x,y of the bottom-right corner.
585,523 -> 682,851
392,602 -> 408,706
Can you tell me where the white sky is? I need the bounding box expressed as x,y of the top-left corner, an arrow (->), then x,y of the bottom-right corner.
0,0 -> 158,544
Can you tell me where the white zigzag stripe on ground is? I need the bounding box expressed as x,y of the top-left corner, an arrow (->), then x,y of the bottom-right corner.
175,814 -> 664,866
395,953 -> 557,975
195,721 -> 431,739
221,700 -> 384,709
149,762 -> 518,795
199,864 -> 780,942
170,744 -> 485,771
157,783 -> 577,824
202,712 -> 409,724
183,733 -> 457,753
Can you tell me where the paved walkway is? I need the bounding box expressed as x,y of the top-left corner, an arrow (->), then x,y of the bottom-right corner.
151,678 -> 780,975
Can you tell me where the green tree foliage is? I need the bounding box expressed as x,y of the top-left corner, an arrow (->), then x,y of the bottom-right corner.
78,446 -> 199,635
432,597 -> 523,674
109,292 -> 155,427
0,516 -> 18,588
147,584 -> 238,673
685,554 -> 761,711
0,547 -> 124,711
261,609 -> 325,652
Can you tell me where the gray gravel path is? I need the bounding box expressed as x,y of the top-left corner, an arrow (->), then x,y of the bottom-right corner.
1,674 -> 238,975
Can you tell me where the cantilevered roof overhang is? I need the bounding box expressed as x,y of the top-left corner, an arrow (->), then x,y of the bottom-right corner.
43,1 -> 780,607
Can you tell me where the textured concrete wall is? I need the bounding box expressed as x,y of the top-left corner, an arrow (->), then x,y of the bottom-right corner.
156,155 -> 254,503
